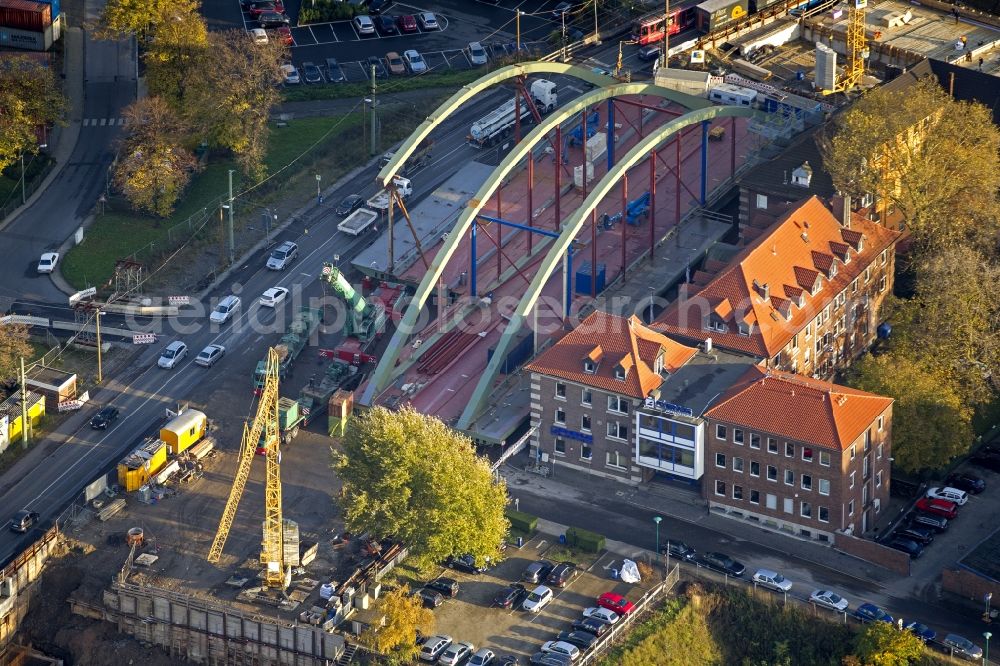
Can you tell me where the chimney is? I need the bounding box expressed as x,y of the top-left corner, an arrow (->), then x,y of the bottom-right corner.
762,283 -> 770,300
842,195 -> 852,228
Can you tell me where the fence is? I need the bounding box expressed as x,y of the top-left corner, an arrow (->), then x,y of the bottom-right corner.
125,199 -> 223,266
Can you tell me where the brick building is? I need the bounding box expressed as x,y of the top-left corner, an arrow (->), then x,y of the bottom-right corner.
703,366 -> 893,541
655,196 -> 900,380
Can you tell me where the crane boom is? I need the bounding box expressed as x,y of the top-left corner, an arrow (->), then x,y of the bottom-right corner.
208,347 -> 281,564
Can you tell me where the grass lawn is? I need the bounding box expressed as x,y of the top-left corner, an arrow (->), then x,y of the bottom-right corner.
281,68 -> 484,102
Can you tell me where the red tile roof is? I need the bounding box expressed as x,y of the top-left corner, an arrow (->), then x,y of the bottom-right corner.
653,196 -> 901,358
706,366 -> 893,451
526,311 -> 698,399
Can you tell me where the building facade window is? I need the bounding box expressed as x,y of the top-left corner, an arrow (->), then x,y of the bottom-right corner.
767,438 -> 778,454
606,451 -> 627,469
582,389 -> 592,406
819,451 -> 831,467
733,429 -> 745,445
607,421 -> 628,440
785,442 -> 794,458
850,471 -> 856,489
801,474 -> 812,491
877,443 -> 883,460
766,493 -> 777,510
850,445 -> 856,460
555,382 -> 566,399
581,414 -> 591,432
750,461 -> 760,477
581,443 -> 592,460
716,453 -> 726,468
783,498 -> 794,514
802,447 -> 813,463
716,424 -> 727,440
750,489 -> 760,504
819,479 -> 830,496
733,485 -> 743,500
555,408 -> 566,425
733,457 -> 744,473
819,506 -> 829,523
876,470 -> 883,488
801,502 -> 812,519
555,437 -> 566,455
715,480 -> 726,496
767,465 -> 777,481
608,395 -> 630,414
877,415 -> 884,432
848,499 -> 855,516
784,469 -> 794,486
750,433 -> 761,449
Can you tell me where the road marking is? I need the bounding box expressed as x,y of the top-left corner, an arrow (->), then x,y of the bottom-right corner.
536,539 -> 547,550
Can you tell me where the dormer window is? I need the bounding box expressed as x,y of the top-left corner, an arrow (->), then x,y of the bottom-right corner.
791,161 -> 813,187
614,366 -> 626,380
738,322 -> 750,336
796,293 -> 805,308
584,360 -> 596,374
843,248 -> 852,264
811,275 -> 824,296
654,353 -> 664,374
828,261 -> 837,279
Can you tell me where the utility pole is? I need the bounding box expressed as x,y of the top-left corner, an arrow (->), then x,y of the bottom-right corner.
561,12 -> 567,62
96,310 -> 103,383
219,204 -> 227,269
227,169 -> 235,264
19,357 -> 29,449
594,0 -> 599,40
516,11 -> 522,60
20,153 -> 26,205
661,0 -> 670,69
369,65 -> 378,156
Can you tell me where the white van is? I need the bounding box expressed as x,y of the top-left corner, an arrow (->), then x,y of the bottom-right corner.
925,486 -> 968,506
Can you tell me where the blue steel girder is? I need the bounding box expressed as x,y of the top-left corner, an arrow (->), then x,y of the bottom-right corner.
360,80 -> 707,408
376,61 -> 712,188
455,104 -> 758,431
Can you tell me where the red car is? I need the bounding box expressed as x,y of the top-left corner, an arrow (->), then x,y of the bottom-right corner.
396,14 -> 417,32
915,497 -> 958,519
276,26 -> 293,46
597,592 -> 635,616
248,1 -> 284,17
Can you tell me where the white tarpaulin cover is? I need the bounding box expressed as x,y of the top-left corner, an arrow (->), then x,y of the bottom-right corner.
620,559 -> 641,583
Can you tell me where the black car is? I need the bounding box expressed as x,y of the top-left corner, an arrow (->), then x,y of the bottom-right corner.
376,14 -> 397,34
301,61 -> 323,84
424,577 -> 459,597
446,553 -> 485,574
892,526 -> 934,545
325,57 -> 345,83
945,472 -> 986,494
415,587 -> 444,608
336,194 -> 364,217
522,559 -> 554,583
571,617 -> 609,637
367,0 -> 384,12
556,630 -> 597,651
700,552 -> 746,577
10,509 -> 39,533
909,513 -> 949,533
90,406 -> 120,429
493,582 -> 527,609
546,562 -> 578,587
257,11 -> 289,28
970,452 -> 1000,472
885,537 -> 923,559
366,55 -> 386,78
529,652 -> 571,666
638,45 -> 662,61
662,540 -> 696,561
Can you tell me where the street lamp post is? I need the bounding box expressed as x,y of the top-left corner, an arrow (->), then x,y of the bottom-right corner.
96,310 -> 104,383
653,516 -> 662,568
984,631 -> 991,666
315,174 -> 322,205
987,593 -> 993,623
648,286 -> 655,322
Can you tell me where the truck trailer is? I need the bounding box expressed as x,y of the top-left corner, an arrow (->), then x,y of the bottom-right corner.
468,79 -> 559,148
338,208 -> 379,236
367,176 -> 413,211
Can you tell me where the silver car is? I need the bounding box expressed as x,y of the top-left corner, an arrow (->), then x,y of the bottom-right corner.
439,641 -> 474,666
468,41 -> 488,66
404,49 -> 427,74
195,344 -> 226,368
157,341 -> 188,369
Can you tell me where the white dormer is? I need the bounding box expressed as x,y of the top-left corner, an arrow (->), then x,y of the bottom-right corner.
584,360 -> 596,374
791,161 -> 813,188
614,365 -> 626,380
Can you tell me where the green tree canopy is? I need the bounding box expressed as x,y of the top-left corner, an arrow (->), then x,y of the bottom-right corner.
336,406 -> 509,569
852,621 -> 926,666
0,57 -> 66,172
357,586 -> 434,663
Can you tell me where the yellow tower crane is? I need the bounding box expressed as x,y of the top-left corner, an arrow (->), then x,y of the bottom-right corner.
207,347 -> 287,589
825,0 -> 868,94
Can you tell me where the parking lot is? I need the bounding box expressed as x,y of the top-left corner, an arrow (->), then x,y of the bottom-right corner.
406,532 -> 658,661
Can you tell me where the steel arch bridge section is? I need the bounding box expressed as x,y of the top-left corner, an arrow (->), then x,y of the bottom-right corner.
455,104 -> 759,431
376,62 -> 712,187
360,81 -> 700,408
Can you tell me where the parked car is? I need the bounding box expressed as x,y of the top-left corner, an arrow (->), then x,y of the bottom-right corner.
210,294 -> 241,324
419,635 -> 453,662
259,286 -> 289,308
925,486 -> 969,505
529,653 -> 571,666
446,553 -> 485,574
700,552 -> 746,577
396,14 -> 417,32
854,603 -> 894,624
36,252 -> 59,273
915,497 -> 958,519
809,589 -> 849,612
904,620 -> 937,642
194,344 -> 226,368
494,583 -> 527,609
275,26 -> 293,45
366,0 -> 384,12
353,14 -> 375,35
469,648 -> 496,666
335,194 -> 365,216
248,1 -> 280,17
418,11 -> 438,29
751,569 -> 793,592
638,44 -> 661,61
257,11 -> 289,28
9,509 -> 39,533
945,471 -> 985,494
581,606 -> 620,625
970,451 -> 1000,472
522,585 -> 554,613
404,49 -> 427,73
540,641 -> 580,662
892,525 -> 934,545
885,537 -> 923,558
468,41 -> 488,66
597,592 -> 635,615
571,616 -> 609,637
556,631 -> 597,651
157,341 -> 188,369
662,540 -> 697,561
415,587 -> 444,608
279,63 -> 299,84
547,562 -> 578,587
909,512 -> 949,532
266,240 -> 298,270
439,641 -> 475,666
425,577 -> 459,598
940,633 -> 983,661
386,51 -> 406,75
301,61 -> 323,83
249,27 -> 268,43
365,55 -> 386,78
325,57 -> 345,82
90,406 -> 120,429
376,13 -> 397,34
522,560 -> 554,584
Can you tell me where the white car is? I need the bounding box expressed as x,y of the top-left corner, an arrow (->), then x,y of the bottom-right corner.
418,11 -> 438,29
37,252 -> 59,274
404,49 -> 427,74
250,27 -> 268,44
280,64 -> 300,84
925,486 -> 969,506
752,569 -> 793,592
581,606 -> 620,625
354,14 -> 375,35
810,589 -> 850,612
259,287 -> 289,308
522,585 -> 553,613
468,41 -> 488,66
541,641 -> 581,661
157,341 -> 188,369
194,344 -> 225,368
210,295 -> 241,324
438,641 -> 474,666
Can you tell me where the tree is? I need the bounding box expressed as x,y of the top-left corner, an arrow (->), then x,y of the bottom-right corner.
113,97 -> 199,216
0,57 -> 66,172
822,78 -> 1000,253
357,586 -> 434,663
97,0 -> 199,43
852,621 -> 925,666
850,353 -> 972,472
0,323 -> 32,383
143,9 -> 209,109
335,406 -> 509,569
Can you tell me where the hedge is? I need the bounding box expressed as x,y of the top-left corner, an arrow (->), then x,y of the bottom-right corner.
566,526 -> 605,553
505,509 -> 538,534
298,0 -> 357,25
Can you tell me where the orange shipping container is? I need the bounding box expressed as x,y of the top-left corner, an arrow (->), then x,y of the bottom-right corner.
0,0 -> 51,32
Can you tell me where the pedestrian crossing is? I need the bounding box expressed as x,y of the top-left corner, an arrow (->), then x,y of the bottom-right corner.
82,117 -> 127,127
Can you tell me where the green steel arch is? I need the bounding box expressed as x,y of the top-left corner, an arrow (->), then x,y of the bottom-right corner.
377,62 -> 711,187
455,104 -> 758,430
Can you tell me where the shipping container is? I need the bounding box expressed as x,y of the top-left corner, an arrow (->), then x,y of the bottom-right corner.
34,0 -> 56,19
0,22 -> 55,51
117,438 -> 168,492
159,408 -> 207,456
695,0 -> 748,33
575,261 -> 607,295
0,0 -> 51,33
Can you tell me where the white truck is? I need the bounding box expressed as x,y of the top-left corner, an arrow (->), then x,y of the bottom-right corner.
338,208 -> 378,236
366,176 -> 413,211
468,79 -> 559,148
